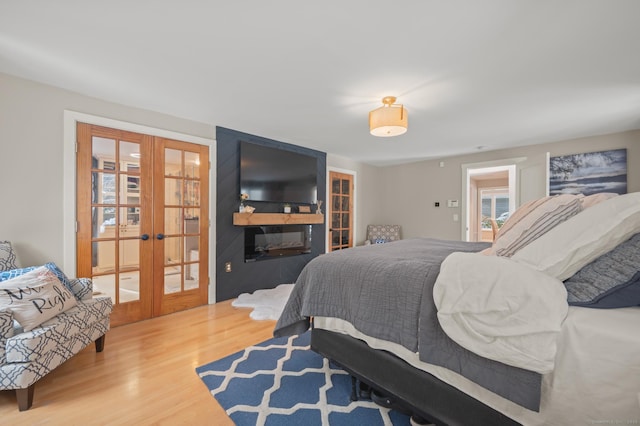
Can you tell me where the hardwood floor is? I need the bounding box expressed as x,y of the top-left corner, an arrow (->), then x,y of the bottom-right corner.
0,300 -> 276,425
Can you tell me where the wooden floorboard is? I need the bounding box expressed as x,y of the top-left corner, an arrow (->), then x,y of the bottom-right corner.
0,300 -> 276,425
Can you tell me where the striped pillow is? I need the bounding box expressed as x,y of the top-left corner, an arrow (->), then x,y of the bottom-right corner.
490,194 -> 583,257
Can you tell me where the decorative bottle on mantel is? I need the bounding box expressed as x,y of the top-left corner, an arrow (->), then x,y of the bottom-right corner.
239,193 -> 249,213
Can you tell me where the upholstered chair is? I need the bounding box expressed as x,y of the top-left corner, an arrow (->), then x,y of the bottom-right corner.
0,241 -> 112,411
364,225 -> 402,245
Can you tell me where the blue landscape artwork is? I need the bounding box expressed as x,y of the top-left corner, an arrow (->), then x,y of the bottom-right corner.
549,149 -> 627,196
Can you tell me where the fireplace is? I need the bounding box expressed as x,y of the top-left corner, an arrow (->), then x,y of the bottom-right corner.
244,225 -> 312,262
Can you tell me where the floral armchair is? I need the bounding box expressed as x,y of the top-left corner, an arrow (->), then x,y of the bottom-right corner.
0,241 -> 112,411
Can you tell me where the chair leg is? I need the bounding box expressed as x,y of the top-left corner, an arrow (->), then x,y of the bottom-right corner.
95,334 -> 106,352
16,385 -> 34,411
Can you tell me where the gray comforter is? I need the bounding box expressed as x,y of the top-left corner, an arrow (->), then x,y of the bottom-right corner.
274,238 -> 542,411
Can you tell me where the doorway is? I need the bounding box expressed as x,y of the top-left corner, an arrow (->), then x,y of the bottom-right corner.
328,170 -> 355,251
477,186 -> 510,242
76,123 -> 209,326
461,154 -> 550,241
471,168 -> 512,242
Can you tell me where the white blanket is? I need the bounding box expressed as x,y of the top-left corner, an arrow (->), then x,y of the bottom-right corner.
433,252 -> 568,373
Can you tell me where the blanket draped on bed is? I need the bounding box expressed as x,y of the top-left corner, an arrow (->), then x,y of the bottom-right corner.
274,238 -> 542,411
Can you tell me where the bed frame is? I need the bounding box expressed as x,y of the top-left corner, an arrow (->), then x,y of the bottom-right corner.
311,328 -> 521,426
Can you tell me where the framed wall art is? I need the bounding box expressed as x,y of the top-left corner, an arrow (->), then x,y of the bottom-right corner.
549,148 -> 627,196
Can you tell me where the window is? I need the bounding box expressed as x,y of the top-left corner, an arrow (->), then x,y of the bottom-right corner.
480,188 -> 509,230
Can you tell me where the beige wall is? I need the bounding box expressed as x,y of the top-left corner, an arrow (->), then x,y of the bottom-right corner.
1,72 -> 638,266
0,73 -> 376,267
0,73 -> 215,267
379,130 -> 640,241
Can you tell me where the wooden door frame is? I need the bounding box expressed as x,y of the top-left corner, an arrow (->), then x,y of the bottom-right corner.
326,167 -> 357,251
62,111 -> 218,304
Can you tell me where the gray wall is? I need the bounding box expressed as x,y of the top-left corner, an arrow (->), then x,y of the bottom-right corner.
377,130 -> 640,241
215,127 -> 326,301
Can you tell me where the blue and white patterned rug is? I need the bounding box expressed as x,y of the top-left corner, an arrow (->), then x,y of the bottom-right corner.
196,332 -> 413,425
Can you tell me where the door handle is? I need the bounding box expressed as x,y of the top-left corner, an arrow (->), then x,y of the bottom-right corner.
140,234 -> 149,241
156,233 -> 165,240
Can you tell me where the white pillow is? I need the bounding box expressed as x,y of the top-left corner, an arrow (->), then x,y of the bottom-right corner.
0,266 -> 77,331
512,192 -> 640,280
579,192 -> 618,209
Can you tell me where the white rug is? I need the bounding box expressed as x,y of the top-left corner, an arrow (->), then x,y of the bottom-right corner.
231,283 -> 295,320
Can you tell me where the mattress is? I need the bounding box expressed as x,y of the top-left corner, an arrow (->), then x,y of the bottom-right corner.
314,306 -> 640,425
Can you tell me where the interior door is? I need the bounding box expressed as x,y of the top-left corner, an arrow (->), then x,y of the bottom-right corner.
328,171 -> 354,251
516,152 -> 550,206
77,124 -> 154,325
153,138 -> 209,316
77,124 -> 209,326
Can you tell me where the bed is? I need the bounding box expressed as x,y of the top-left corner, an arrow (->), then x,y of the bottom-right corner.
274,192 -> 640,425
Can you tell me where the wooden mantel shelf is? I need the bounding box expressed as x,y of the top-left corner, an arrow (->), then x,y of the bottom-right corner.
233,212 -> 324,226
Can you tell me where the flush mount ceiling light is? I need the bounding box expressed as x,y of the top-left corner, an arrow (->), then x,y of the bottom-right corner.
369,96 -> 408,137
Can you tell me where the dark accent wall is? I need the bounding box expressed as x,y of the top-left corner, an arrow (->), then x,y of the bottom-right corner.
216,127 -> 326,301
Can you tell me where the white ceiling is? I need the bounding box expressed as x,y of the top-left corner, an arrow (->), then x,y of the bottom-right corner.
1,1 -> 639,166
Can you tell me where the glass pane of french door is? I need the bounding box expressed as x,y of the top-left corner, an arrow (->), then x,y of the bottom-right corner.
91,139 -> 143,299
153,138 -> 208,316
328,171 -> 354,251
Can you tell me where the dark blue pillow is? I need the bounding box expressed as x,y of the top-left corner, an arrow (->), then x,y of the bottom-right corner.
564,233 -> 640,308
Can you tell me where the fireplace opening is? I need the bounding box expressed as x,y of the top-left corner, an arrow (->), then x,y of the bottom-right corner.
244,225 -> 312,262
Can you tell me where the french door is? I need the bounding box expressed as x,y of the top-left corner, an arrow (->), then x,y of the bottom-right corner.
328,171 -> 354,251
76,123 -> 209,326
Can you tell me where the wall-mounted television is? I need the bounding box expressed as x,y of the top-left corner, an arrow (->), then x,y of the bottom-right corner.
240,141 -> 318,204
